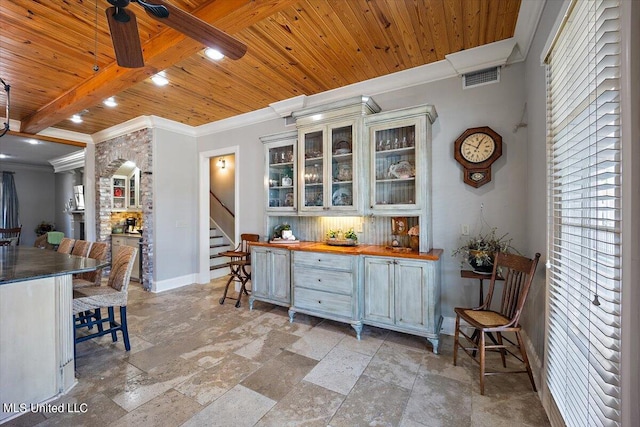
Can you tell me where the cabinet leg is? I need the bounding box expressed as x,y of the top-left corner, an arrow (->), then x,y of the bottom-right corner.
288,309 -> 295,323
427,336 -> 440,354
351,323 -> 363,341
249,297 -> 254,311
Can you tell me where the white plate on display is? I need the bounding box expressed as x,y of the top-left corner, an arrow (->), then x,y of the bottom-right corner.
332,188 -> 352,206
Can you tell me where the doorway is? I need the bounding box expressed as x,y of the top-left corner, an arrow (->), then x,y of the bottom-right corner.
198,146 -> 240,284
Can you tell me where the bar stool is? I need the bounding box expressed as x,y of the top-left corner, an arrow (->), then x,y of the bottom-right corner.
219,233 -> 259,308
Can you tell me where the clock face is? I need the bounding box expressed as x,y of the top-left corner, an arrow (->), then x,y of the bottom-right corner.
460,132 -> 496,163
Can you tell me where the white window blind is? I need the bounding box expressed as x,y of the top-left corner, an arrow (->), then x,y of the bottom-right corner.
545,0 -> 622,426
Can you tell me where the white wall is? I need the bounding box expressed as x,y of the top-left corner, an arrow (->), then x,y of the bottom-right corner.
152,128 -> 198,285
54,171 -> 74,238
523,0 -> 565,365
6,164 -> 57,246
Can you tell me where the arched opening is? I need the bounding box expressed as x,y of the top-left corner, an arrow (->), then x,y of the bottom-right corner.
95,129 -> 153,290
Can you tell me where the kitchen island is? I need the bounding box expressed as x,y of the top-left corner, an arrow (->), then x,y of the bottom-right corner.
0,247 -> 107,423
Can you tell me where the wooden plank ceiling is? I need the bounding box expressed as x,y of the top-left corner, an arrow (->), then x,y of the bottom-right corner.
0,0 -> 521,136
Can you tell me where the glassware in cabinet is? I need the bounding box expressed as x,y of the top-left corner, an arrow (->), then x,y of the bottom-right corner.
261,131 -> 298,213
302,130 -> 325,209
299,122 -> 357,213
373,124 -> 417,207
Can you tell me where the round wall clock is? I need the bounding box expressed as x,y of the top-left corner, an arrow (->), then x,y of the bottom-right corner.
454,126 -> 502,188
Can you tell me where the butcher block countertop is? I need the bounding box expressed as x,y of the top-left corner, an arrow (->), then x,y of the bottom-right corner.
250,241 -> 443,261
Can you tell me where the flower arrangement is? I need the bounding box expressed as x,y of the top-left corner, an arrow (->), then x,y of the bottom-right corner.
326,228 -> 357,242
34,221 -> 55,236
452,227 -> 515,271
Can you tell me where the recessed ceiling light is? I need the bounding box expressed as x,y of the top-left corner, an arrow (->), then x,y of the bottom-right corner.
151,72 -> 169,86
26,139 -> 39,145
0,154 -> 9,159
70,114 -> 83,123
103,96 -> 118,107
204,48 -> 224,61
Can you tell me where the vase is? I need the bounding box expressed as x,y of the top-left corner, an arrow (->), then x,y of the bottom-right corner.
468,250 -> 494,273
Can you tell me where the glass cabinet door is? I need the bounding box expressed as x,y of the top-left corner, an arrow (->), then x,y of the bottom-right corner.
371,123 -> 418,209
266,141 -> 296,212
301,129 -> 325,210
112,175 -> 126,210
329,124 -> 354,210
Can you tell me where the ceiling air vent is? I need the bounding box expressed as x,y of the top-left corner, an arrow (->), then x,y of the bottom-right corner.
463,67 -> 500,89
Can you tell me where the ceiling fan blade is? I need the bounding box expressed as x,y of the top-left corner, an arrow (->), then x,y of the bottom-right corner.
137,0 -> 247,60
106,6 -> 145,68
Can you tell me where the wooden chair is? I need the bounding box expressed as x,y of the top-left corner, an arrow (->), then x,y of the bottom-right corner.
453,251 -> 541,395
70,240 -> 91,257
73,245 -> 137,352
73,242 -> 109,288
0,226 -> 21,246
57,237 -> 76,254
219,233 -> 260,308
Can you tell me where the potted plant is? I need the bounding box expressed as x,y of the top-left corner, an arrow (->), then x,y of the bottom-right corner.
326,228 -> 357,245
452,227 -> 516,273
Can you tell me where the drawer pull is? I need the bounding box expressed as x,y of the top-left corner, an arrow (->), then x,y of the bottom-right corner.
317,279 -> 321,282
318,300 -> 322,304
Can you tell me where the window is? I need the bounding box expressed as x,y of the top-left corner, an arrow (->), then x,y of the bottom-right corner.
545,0 -> 622,426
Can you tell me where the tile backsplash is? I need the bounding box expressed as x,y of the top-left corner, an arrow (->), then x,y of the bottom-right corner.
110,211 -> 144,228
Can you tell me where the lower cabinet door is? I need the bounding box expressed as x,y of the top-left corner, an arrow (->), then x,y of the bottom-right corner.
251,247 -> 270,299
269,248 -> 291,302
363,257 -> 395,325
394,259 -> 429,330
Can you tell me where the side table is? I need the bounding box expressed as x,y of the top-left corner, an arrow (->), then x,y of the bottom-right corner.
460,269 -> 503,306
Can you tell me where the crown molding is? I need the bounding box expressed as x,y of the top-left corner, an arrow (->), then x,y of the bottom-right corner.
37,127 -> 93,144
513,0 -> 547,63
0,161 -> 54,173
48,150 -> 85,173
446,38 -> 518,75
270,95 -> 307,117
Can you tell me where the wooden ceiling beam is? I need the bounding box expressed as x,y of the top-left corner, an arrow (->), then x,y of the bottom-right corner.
19,0 -> 298,134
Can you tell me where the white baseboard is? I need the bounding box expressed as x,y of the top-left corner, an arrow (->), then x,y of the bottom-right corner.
209,268 -> 228,281
151,274 -> 197,293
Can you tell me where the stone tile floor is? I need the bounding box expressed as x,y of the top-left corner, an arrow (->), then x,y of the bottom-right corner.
6,278 -> 550,426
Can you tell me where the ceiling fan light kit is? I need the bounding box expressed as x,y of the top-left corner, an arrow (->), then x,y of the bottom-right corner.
106,0 -> 247,68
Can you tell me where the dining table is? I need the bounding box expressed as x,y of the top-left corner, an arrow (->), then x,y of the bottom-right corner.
0,246 -> 108,424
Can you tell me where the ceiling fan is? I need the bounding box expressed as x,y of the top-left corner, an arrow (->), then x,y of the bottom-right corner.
106,0 -> 247,68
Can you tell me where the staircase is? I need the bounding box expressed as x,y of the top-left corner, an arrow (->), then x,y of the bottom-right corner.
209,226 -> 233,279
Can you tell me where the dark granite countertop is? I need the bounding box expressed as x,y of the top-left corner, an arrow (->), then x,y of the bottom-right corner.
0,247 -> 108,285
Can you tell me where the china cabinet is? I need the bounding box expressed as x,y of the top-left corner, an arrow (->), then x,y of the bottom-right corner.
261,131 -> 298,213
365,105 -> 437,216
111,175 -> 127,210
362,255 -> 442,353
249,246 -> 291,308
112,169 -> 141,212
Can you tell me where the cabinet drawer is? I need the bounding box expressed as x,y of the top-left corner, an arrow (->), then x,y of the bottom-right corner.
294,288 -> 353,318
293,251 -> 353,271
293,267 -> 353,295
